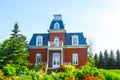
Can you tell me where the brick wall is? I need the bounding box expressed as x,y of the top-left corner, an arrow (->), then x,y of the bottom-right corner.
64,48 -> 88,68
49,33 -> 65,42
29,48 -> 47,65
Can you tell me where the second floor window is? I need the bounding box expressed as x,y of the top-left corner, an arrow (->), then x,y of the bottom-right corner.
54,36 -> 59,46
72,35 -> 79,45
36,36 -> 43,46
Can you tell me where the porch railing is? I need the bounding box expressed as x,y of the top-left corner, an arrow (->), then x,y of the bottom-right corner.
48,41 -> 63,47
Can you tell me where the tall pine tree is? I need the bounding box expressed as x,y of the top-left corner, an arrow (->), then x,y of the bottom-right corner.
98,51 -> 104,68
116,50 -> 120,69
107,50 -> 115,69
94,53 -> 98,67
103,49 -> 109,69
0,23 -> 30,74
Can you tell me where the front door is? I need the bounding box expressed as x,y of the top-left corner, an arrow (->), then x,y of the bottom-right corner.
52,53 -> 60,68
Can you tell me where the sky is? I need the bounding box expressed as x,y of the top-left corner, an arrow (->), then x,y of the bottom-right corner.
0,0 -> 120,53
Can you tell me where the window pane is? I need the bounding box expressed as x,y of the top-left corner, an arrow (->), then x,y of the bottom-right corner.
72,54 -> 78,65
36,54 -> 41,65
36,36 -> 43,46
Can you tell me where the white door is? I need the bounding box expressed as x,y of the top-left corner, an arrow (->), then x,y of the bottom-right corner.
52,53 -> 60,68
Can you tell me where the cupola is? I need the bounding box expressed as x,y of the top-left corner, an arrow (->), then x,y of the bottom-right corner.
49,14 -> 65,30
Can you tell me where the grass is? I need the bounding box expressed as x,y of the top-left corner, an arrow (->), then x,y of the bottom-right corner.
99,69 -> 120,80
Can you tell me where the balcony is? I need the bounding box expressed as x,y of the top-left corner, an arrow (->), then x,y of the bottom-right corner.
48,41 -> 63,47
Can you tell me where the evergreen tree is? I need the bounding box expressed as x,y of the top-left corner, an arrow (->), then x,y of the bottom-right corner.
103,49 -> 109,69
107,50 -> 115,69
0,23 -> 30,75
94,53 -> 98,67
98,51 -> 104,68
116,50 -> 120,69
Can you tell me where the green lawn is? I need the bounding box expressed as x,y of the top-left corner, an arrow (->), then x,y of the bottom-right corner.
99,69 -> 120,80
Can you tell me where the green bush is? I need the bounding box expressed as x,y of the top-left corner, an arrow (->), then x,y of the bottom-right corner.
3,64 -> 16,76
0,70 -> 4,80
33,64 -> 41,72
58,72 -> 67,80
20,75 -> 32,80
50,72 -> 59,80
63,65 -> 75,73
40,74 -> 53,80
73,69 -> 84,80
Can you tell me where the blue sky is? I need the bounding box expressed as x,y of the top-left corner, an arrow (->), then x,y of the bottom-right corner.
0,0 -> 120,53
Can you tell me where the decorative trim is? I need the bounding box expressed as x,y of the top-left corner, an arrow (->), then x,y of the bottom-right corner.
28,45 -> 48,49
48,29 -> 66,33
28,45 -> 88,49
64,45 -> 89,48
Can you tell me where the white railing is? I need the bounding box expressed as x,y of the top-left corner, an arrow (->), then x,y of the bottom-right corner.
48,41 -> 63,47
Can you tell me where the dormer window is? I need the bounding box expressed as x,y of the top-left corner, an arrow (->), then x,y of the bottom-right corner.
54,22 -> 60,29
36,36 -> 43,46
72,35 -> 79,45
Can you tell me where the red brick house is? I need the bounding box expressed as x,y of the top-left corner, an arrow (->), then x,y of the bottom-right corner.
28,15 -> 88,69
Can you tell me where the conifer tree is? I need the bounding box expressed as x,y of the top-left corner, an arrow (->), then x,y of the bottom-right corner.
98,51 -> 104,68
103,49 -> 109,69
107,50 -> 115,69
116,49 -> 120,69
94,53 -> 98,67
0,23 -> 30,75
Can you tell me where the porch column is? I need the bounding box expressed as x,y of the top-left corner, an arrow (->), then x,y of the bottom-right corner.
46,49 -> 49,68
61,48 -> 63,65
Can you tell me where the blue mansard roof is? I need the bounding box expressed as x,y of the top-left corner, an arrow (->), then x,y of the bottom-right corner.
64,33 -> 87,45
28,32 -> 87,46
29,33 -> 49,46
49,20 -> 64,30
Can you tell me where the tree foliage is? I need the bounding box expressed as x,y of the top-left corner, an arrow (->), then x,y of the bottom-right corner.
98,51 -> 104,68
0,23 -> 30,75
116,50 -> 120,69
94,49 -> 120,69
103,49 -> 109,68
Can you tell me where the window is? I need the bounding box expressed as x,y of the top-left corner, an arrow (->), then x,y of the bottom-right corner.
54,22 -> 60,29
72,35 -> 79,45
72,53 -> 78,65
54,36 -> 59,46
36,54 -> 41,65
36,36 -> 43,46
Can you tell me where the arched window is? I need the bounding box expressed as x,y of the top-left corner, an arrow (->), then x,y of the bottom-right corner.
54,36 -> 59,46
54,22 -> 60,29
72,35 -> 79,45
36,36 -> 43,46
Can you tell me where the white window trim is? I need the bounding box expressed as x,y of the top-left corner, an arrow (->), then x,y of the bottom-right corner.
54,36 -> 59,46
72,53 -> 78,65
54,22 -> 60,29
36,36 -> 43,46
72,35 -> 79,46
36,53 -> 41,65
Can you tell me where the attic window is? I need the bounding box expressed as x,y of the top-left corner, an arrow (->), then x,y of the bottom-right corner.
36,36 -> 43,46
72,35 -> 79,45
54,22 -> 60,29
